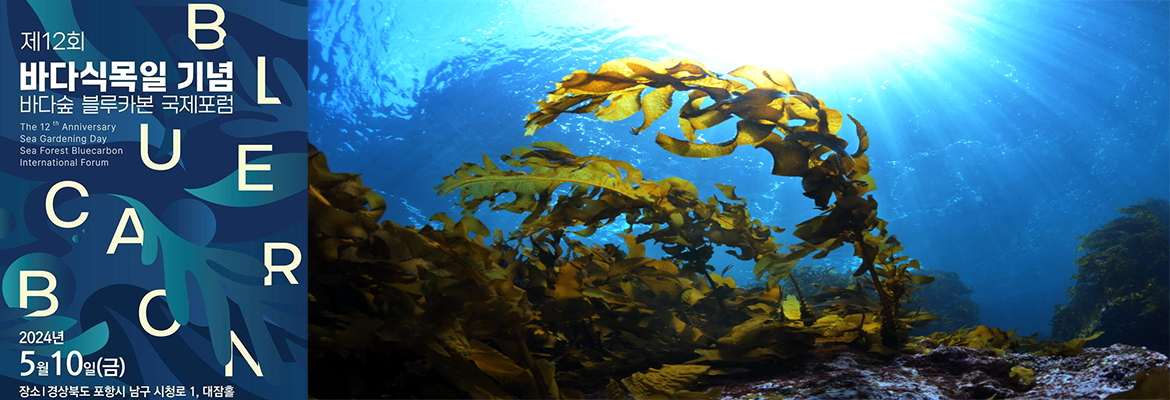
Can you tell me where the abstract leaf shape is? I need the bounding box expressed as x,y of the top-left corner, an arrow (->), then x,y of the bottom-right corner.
186,153 -> 308,207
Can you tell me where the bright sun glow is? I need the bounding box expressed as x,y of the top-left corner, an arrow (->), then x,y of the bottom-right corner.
605,0 -> 956,69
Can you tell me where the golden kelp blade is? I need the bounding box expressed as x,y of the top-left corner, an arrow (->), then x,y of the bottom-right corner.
523,58 -> 872,199
1010,367 -> 1035,386
525,57 -> 736,136
621,365 -> 720,400
436,143 -> 785,271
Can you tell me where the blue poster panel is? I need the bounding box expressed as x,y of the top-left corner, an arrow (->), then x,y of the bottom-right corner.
0,1 -> 307,399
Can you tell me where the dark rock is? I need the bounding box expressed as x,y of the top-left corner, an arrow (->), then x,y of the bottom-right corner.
1005,344 -> 1168,399
659,343 -> 1170,399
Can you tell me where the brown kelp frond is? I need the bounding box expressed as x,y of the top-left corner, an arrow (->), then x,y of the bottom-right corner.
1052,197 -> 1168,355
307,58 -> 1062,398
620,365 -> 722,400
436,142 -> 786,277
310,144 -> 545,399
525,58 -> 921,351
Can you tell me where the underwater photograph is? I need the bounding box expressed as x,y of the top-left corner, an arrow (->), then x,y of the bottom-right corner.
305,1 -> 1169,398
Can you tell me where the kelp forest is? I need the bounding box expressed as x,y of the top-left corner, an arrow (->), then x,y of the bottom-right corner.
306,58 -> 1166,399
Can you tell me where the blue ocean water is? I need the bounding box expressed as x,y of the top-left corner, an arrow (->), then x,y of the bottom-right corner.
307,1 -> 1169,339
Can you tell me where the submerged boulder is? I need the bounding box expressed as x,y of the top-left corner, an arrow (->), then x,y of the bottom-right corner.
587,343 -> 1167,399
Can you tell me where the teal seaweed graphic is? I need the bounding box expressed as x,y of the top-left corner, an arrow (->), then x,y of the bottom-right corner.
185,154 -> 308,208
111,195 -> 302,383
